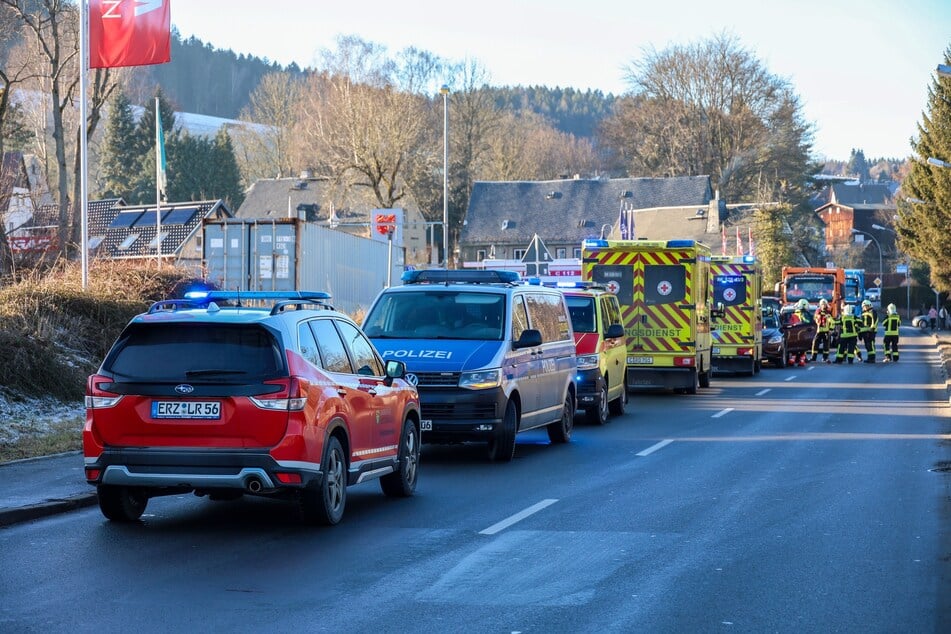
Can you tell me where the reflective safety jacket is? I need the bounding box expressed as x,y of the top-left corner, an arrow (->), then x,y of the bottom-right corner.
883,314 -> 901,336
816,309 -> 833,333
839,314 -> 858,338
860,309 -> 877,334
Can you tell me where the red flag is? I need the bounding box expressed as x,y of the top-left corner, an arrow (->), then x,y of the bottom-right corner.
736,226 -> 744,256
748,227 -> 755,257
721,225 -> 727,255
90,0 -> 171,69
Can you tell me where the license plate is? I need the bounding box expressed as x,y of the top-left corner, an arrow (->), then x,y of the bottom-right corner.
629,356 -> 653,364
420,420 -> 433,431
712,347 -> 721,354
151,401 -> 221,420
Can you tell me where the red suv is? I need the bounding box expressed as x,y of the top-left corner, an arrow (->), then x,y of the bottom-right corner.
83,291 -> 420,525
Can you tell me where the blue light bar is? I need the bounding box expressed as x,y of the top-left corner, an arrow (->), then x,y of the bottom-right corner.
402,269 -> 521,284
583,239 -> 609,249
667,239 -> 695,248
184,290 -> 210,299
743,255 -> 756,263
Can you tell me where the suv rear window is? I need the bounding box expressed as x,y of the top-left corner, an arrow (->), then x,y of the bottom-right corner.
103,323 -> 284,382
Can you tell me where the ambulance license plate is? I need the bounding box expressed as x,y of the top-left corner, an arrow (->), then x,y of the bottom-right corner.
420,420 -> 433,431
630,356 -> 653,364
712,347 -> 721,354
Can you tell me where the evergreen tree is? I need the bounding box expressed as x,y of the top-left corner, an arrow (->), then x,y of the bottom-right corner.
897,46 -> 951,293
753,205 -> 795,289
846,148 -> 871,182
211,127 -> 243,208
98,90 -> 138,199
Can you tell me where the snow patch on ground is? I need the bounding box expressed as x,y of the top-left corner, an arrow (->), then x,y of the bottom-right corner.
0,390 -> 84,444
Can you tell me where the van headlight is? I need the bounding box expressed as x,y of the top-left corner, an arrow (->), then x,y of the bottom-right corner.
576,353 -> 600,370
767,334 -> 784,344
459,368 -> 502,390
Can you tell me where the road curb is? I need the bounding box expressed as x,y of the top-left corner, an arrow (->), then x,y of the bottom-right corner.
0,493 -> 98,527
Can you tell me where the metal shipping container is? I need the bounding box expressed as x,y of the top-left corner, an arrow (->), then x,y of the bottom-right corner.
203,218 -> 404,314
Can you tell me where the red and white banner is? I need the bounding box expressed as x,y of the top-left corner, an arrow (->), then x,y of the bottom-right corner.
89,0 -> 171,68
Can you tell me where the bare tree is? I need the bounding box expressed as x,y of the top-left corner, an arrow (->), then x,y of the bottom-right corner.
297,36 -> 433,209
601,32 -> 814,203
233,71 -> 301,182
2,0 -> 79,257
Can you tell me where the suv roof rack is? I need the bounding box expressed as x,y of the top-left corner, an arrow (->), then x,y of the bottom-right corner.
147,290 -> 333,314
401,270 -> 521,285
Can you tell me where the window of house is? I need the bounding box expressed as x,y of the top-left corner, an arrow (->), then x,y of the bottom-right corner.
477,249 -> 487,260
573,247 -> 581,259
513,249 -> 526,259
556,247 -> 567,259
118,234 -> 139,250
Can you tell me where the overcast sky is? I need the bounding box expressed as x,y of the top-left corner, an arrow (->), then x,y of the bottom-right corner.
170,0 -> 951,161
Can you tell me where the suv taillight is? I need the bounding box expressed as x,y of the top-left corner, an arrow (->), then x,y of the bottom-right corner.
85,374 -> 123,408
250,377 -> 307,412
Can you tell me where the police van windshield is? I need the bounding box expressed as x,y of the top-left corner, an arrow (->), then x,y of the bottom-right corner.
363,291 -> 505,341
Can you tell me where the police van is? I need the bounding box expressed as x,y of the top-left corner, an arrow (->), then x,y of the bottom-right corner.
362,270 -> 577,462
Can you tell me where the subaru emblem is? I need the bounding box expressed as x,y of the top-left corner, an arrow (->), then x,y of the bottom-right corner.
404,373 -> 419,387
175,384 -> 195,395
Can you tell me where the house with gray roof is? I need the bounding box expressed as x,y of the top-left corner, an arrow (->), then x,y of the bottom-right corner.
88,199 -> 232,275
458,176 -> 725,263
237,173 -> 430,264
814,182 -> 898,269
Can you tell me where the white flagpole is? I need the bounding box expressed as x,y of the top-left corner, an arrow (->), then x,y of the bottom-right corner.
79,1 -> 89,289
155,96 -> 161,264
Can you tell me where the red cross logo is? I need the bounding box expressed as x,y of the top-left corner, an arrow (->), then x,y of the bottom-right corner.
724,288 -> 736,302
657,280 -> 672,296
606,280 -> 620,295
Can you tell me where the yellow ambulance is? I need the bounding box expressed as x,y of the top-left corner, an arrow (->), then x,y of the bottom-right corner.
710,255 -> 763,376
581,239 -> 713,394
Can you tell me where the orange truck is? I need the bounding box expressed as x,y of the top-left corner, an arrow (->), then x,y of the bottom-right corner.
779,266 -> 846,317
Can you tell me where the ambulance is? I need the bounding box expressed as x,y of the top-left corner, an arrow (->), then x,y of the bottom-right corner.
710,255 -> 763,375
581,239 -> 713,394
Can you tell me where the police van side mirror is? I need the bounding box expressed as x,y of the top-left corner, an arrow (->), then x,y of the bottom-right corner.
605,323 -> 624,339
513,329 -> 543,349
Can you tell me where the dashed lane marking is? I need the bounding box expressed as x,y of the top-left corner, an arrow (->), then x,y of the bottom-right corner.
784,375 -> 797,381
479,499 -> 559,535
636,439 -> 674,457
755,388 -> 771,396
712,408 -> 734,418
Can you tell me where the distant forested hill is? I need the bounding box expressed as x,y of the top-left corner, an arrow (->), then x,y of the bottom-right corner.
488,86 -> 617,138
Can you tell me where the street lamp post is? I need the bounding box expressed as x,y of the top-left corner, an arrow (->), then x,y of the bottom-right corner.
851,228 -> 882,286
440,85 -> 450,267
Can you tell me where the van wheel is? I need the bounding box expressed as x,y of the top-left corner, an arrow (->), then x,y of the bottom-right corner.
547,393 -> 574,443
381,419 -> 419,497
754,358 -> 762,374
699,368 -> 710,388
488,400 -> 517,462
685,369 -> 699,394
608,379 -> 627,416
300,435 -> 346,525
777,344 -> 788,368
98,485 -> 148,522
586,382 -> 609,425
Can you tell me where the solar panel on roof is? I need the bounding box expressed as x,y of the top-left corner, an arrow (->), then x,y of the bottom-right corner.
162,207 -> 198,225
132,210 -> 170,227
109,211 -> 144,228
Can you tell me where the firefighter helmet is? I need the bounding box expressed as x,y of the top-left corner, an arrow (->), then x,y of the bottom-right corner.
862,299 -> 872,309
887,303 -> 897,315
796,299 -> 809,310
818,298 -> 829,308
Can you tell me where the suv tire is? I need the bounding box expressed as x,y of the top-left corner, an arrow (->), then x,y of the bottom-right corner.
300,435 -> 347,526
547,393 -> 574,443
98,485 -> 148,522
488,400 -> 518,462
381,420 -> 420,497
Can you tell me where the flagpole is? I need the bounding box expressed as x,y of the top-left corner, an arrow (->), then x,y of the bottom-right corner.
79,1 -> 89,289
155,96 -> 161,264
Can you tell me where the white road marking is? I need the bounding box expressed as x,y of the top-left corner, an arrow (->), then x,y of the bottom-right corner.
784,375 -> 797,381
636,439 -> 674,457
479,499 -> 559,535
807,366 -> 816,371
712,408 -> 734,418
755,388 -> 771,396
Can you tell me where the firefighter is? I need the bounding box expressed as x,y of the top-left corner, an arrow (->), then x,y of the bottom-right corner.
882,303 -> 901,362
789,298 -> 812,366
859,299 -> 878,363
811,298 -> 833,363
834,304 -> 859,364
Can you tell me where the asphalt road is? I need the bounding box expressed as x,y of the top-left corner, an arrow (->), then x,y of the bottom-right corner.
1,330 -> 948,633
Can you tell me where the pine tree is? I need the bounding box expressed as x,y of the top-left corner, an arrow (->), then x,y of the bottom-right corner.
846,149 -> 871,182
897,46 -> 951,293
98,90 -> 138,200
211,127 -> 244,208
753,205 -> 795,289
